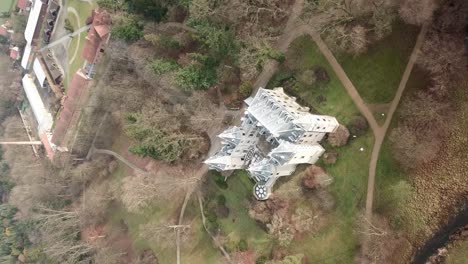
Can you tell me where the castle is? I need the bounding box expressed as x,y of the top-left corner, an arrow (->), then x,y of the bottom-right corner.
205,87 -> 339,200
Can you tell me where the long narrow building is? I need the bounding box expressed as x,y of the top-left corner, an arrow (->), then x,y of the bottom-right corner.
205,87 -> 339,200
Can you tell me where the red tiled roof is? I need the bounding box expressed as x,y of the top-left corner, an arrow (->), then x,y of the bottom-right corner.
82,10 -> 111,64
41,133 -> 55,160
51,71 -> 90,146
10,48 -> 19,60
94,25 -> 109,38
17,0 -> 30,10
0,26 -> 8,37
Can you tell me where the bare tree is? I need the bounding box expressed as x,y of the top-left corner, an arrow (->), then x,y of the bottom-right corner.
308,0 -> 398,54
80,181 -> 116,226
121,168 -> 200,212
33,205 -> 95,263
399,0 -> 437,26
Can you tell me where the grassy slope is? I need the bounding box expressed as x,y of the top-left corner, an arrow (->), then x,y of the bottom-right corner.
336,21 -> 420,104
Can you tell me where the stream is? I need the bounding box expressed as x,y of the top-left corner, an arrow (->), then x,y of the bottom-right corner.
412,201 -> 468,264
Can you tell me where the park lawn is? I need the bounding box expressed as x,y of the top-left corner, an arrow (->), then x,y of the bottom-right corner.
335,21 -> 420,104
0,0 -> 15,24
270,35 -> 373,262
108,188 -> 185,263
374,66 -> 431,217
65,0 -> 96,89
107,148 -> 222,263
201,170 -> 273,259
291,132 -> 374,263
268,35 -> 361,126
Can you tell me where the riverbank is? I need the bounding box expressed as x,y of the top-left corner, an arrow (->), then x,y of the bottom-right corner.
413,201 -> 468,264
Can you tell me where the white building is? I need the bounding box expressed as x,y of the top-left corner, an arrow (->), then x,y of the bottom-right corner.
21,0 -> 44,69
205,87 -> 339,200
22,74 -> 57,159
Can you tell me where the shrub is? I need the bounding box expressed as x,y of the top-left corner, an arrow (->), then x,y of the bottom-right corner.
327,125 -> 350,147
159,36 -> 182,51
112,18 -> 143,42
213,174 -> 228,189
238,239 -> 248,252
175,64 -> 217,91
267,49 -> 285,63
297,69 -> 317,86
256,256 -> 268,264
313,66 -> 330,83
239,81 -> 253,99
64,19 -> 74,33
204,208 -> 219,233
130,0 -> 171,22
97,0 -> 127,11
216,194 -> 226,206
348,115 -> 368,137
150,59 -> 180,75
190,20 -> 239,61
270,72 -> 295,88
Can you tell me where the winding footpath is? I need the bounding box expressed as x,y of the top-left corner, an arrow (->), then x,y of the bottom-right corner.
302,22 -> 429,257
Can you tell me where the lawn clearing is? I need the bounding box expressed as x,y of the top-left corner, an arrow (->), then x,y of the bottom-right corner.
268,37 -> 361,126
268,35 -> 373,262
203,171 -> 273,258
0,0 -> 15,24
335,21 -> 420,104
374,66 -> 431,218
65,0 -> 96,89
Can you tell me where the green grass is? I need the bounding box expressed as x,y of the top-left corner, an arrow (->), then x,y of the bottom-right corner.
108,160 -> 223,263
291,132 -> 373,263
108,192 -> 183,262
0,0 -> 15,24
204,171 -> 273,256
267,35 -> 374,262
269,35 -> 361,126
0,0 -> 14,13
65,0 -> 96,89
336,21 -> 420,104
374,66 -> 431,215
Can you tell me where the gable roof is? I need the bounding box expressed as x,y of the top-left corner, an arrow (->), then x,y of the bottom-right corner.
10,47 -> 20,60
0,25 -> 8,37
17,0 -> 31,10
24,0 -> 43,43
41,133 -> 55,160
51,71 -> 90,146
82,9 -> 111,64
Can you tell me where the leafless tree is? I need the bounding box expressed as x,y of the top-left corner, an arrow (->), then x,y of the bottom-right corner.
399,0 -> 437,26
80,180 -> 117,226
33,205 -> 95,263
121,168 -> 200,212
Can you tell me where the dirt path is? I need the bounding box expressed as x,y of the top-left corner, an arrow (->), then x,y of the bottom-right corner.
253,0 -> 305,91
307,29 -> 380,133
305,22 -> 428,258
90,148 -> 147,173
364,24 -> 429,221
